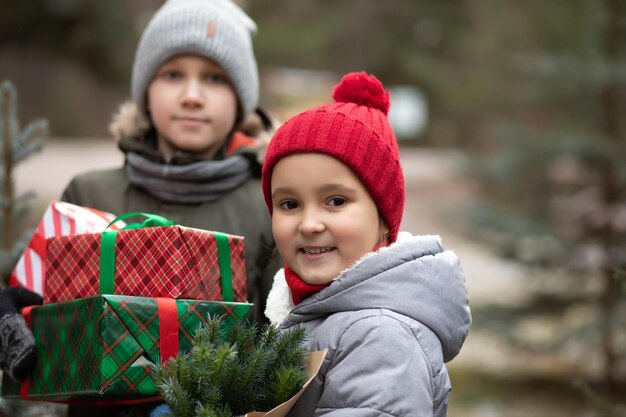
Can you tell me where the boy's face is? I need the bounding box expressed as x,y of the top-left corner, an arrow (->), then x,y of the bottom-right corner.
147,54 -> 238,160
271,153 -> 388,285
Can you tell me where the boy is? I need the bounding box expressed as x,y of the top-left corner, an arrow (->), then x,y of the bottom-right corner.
62,0 -> 279,324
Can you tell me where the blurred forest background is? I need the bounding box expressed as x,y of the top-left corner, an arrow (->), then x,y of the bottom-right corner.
1,0 -> 625,416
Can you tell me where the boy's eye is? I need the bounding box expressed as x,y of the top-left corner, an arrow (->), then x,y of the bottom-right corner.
162,70 -> 182,80
280,200 -> 299,210
328,197 -> 347,207
205,74 -> 226,83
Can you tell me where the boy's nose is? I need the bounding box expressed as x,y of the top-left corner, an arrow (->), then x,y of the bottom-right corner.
298,209 -> 325,234
180,80 -> 205,107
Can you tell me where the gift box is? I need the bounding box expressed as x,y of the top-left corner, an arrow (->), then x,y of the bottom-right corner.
1,295 -> 253,402
9,200 -> 125,295
44,214 -> 247,304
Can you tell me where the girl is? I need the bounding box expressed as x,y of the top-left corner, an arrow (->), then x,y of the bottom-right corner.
262,72 -> 472,417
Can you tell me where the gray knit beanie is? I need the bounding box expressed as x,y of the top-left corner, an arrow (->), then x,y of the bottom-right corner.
131,0 -> 259,119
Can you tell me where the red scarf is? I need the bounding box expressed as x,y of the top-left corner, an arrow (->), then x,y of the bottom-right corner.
284,239 -> 389,305
284,265 -> 330,305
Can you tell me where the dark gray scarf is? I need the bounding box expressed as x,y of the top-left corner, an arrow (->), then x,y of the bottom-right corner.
125,152 -> 252,204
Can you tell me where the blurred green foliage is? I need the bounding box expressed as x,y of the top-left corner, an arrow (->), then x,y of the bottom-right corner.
0,0 -> 135,82
463,0 -> 626,407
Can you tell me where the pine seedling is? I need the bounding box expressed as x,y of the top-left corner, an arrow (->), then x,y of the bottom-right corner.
154,315 -> 307,417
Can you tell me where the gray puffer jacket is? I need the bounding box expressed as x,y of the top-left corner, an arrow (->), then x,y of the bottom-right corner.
265,233 -> 472,417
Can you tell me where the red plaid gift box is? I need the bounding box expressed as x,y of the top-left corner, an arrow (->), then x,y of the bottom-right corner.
44,217 -> 247,304
10,200 -> 125,295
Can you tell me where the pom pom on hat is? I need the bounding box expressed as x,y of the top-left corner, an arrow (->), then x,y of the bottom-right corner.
262,71 -> 405,242
332,72 -> 391,115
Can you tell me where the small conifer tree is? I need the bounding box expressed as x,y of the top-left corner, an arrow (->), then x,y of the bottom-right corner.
0,80 -> 47,287
0,80 -> 64,417
154,316 -> 308,417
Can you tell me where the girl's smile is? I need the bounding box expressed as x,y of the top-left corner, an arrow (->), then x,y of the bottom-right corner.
298,246 -> 338,263
300,247 -> 336,256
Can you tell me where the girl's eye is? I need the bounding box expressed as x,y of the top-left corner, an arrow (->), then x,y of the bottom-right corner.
280,200 -> 299,210
328,197 -> 347,207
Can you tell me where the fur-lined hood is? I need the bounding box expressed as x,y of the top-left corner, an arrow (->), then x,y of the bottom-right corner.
108,101 -> 151,142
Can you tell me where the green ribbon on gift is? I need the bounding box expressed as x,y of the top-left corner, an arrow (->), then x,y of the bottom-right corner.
100,213 -> 175,295
214,231 -> 234,302
98,212 -> 235,301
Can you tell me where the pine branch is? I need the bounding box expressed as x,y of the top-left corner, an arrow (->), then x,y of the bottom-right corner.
156,316 -> 307,416
227,319 -> 257,361
231,347 -> 274,413
274,325 -> 307,368
258,323 -> 281,350
158,377 -> 194,417
197,314 -> 226,345
197,387 -> 222,412
193,401 -> 227,417
268,366 -> 308,407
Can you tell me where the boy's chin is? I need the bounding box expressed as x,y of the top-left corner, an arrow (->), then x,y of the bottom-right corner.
161,140 -> 224,160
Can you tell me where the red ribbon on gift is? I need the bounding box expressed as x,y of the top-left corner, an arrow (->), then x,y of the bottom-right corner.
156,298 -> 179,363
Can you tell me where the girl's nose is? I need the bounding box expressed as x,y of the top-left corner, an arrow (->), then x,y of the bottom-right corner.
298,209 -> 325,234
180,79 -> 205,107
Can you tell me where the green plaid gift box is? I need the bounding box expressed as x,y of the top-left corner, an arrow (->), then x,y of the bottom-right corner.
1,295 -> 252,403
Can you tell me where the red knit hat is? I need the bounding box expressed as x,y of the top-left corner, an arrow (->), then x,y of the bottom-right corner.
262,71 -> 405,242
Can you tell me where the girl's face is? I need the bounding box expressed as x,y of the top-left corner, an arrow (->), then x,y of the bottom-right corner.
147,54 -> 238,160
271,153 -> 388,285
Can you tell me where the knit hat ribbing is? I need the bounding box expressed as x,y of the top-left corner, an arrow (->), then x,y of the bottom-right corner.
262,72 -> 405,242
131,0 -> 259,119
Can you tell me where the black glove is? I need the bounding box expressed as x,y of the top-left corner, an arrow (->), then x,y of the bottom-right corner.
0,287 -> 43,382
